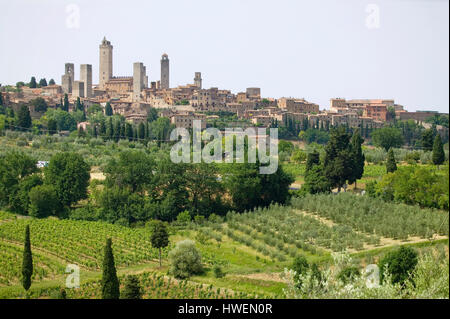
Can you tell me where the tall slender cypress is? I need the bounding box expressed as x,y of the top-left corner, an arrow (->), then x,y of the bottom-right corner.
22,225 -> 33,291
349,130 -> 365,189
432,134 -> 445,167
386,148 -> 397,173
101,238 -> 120,299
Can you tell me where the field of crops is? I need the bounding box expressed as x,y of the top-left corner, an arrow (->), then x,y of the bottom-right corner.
0,216 -> 166,286
291,193 -> 449,239
2,271 -> 261,299
209,204 -> 382,259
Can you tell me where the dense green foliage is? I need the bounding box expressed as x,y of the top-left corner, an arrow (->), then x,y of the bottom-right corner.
284,250 -> 449,299
0,151 -> 37,208
299,129 -> 330,145
303,151 -> 330,194
368,165 -> 449,210
371,127 -> 404,151
45,152 -> 90,207
28,184 -> 60,218
379,246 -> 418,285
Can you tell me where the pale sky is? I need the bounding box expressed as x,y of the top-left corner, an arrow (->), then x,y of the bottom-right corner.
0,0 -> 448,112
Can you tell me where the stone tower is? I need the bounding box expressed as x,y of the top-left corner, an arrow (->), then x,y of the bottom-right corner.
133,62 -> 146,101
194,72 -> 202,89
80,64 -> 92,97
61,63 -> 74,93
160,53 -> 169,89
72,81 -> 84,98
99,37 -> 113,89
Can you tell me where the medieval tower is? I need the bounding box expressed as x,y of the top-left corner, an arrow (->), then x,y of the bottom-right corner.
61,63 -> 74,93
160,53 -> 169,89
80,64 -> 92,97
194,72 -> 202,89
133,62 -> 147,101
99,37 -> 113,88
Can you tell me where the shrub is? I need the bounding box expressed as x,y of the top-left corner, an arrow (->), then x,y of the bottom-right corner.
337,266 -> 360,284
176,210 -> 191,224
291,255 -> 309,286
28,184 -> 61,218
379,246 -> 418,285
213,265 -> 225,278
169,240 -> 203,279
194,215 -> 205,224
121,275 -> 142,299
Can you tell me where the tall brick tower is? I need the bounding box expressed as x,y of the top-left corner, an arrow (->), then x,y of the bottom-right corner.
99,37 -> 113,89
160,53 -> 169,89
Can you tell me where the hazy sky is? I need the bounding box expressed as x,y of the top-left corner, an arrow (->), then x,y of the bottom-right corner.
0,0 -> 448,112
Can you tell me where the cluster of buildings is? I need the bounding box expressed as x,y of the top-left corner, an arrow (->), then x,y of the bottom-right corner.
1,37 -> 447,131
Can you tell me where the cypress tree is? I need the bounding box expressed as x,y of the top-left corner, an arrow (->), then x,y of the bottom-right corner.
348,129 -> 365,189
63,94 -> 69,112
17,105 -> 32,130
39,78 -> 47,87
323,127 -> 353,192
49,79 -> 56,85
432,134 -> 445,167
0,92 -> 3,106
105,102 -> 113,116
113,120 -> 121,142
421,129 -> 434,152
29,77 -> 37,88
386,148 -> 397,173
99,119 -> 106,136
22,225 -> 33,291
101,238 -> 120,299
138,122 -> 145,140
125,122 -> 133,141
48,118 -> 57,134
306,150 -> 320,171
75,97 -> 83,112
106,117 -> 113,139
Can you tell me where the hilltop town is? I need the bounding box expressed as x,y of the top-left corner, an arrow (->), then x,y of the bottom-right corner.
1,37 -> 447,136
